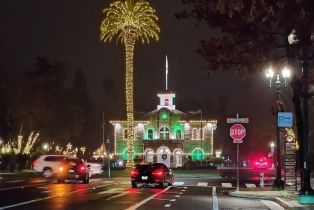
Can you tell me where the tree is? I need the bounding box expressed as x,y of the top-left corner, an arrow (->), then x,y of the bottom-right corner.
100,0 -> 160,166
177,0 -> 314,193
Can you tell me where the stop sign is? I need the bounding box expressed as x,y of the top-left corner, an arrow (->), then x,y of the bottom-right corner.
230,123 -> 246,142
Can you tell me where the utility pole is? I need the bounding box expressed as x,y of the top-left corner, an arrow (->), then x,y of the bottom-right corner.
102,112 -> 106,170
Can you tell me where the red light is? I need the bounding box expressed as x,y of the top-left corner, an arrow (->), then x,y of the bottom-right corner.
32,161 -> 39,166
131,169 -> 139,176
152,169 -> 163,176
78,164 -> 86,173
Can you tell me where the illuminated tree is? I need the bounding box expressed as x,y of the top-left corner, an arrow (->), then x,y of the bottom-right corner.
100,0 -> 160,167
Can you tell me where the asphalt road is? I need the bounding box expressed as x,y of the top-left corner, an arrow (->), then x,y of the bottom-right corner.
0,175 -> 283,210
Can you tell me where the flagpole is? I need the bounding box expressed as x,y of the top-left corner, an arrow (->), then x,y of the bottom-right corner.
166,55 -> 168,90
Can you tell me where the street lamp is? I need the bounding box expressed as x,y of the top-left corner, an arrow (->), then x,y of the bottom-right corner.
42,143 -> 49,152
215,150 -> 222,158
265,66 -> 291,190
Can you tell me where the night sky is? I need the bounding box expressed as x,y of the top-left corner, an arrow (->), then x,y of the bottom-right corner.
0,0 -> 311,159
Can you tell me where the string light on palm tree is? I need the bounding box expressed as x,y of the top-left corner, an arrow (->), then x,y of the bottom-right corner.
100,0 -> 160,167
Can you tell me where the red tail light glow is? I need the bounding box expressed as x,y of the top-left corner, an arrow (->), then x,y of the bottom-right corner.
78,164 -> 86,173
131,169 -> 139,176
32,161 -> 39,166
152,169 -> 164,176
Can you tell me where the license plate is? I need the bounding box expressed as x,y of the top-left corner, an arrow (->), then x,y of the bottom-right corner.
69,169 -> 74,173
142,176 -> 148,180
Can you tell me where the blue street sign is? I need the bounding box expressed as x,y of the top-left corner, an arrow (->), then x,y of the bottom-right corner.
278,112 -> 293,128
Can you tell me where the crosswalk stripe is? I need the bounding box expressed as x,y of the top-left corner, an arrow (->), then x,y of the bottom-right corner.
197,182 -> 208,187
173,182 -> 184,186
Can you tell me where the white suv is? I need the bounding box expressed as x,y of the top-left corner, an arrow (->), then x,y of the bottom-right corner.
32,155 -> 71,177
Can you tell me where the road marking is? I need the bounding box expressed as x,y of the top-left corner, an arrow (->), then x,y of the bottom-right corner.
170,199 -> 176,202
153,198 -> 172,201
221,183 -> 232,188
181,189 -> 185,192
261,200 -> 284,210
245,183 -> 256,188
164,204 -> 171,208
175,195 -> 180,198
97,188 -> 124,194
0,183 -> 115,209
6,180 -> 24,183
125,186 -> 171,210
106,192 -> 129,200
173,182 -> 184,186
212,187 -> 218,210
197,182 -> 208,187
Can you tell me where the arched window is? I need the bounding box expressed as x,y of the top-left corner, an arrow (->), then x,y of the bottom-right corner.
176,130 -> 182,140
123,129 -> 128,140
192,148 -> 205,160
148,129 -> 154,140
160,127 -> 169,139
192,128 -> 198,140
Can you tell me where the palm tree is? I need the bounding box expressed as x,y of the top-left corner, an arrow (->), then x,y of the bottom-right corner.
100,0 -> 160,167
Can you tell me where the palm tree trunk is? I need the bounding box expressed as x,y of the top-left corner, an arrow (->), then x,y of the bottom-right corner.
124,37 -> 135,167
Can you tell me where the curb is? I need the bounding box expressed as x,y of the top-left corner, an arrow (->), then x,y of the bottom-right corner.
229,192 -> 313,210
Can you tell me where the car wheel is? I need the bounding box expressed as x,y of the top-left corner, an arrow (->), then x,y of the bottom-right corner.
43,168 -> 53,178
131,181 -> 137,188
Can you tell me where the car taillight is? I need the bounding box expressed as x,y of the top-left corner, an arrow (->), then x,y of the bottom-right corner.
152,169 -> 164,176
131,169 -> 139,176
78,164 -> 86,173
32,161 -> 39,166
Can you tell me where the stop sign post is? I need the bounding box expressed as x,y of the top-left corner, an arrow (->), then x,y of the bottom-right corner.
230,123 -> 246,143
227,114 -> 249,191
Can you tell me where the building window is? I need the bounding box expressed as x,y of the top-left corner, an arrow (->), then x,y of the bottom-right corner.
148,129 -> 154,140
123,129 -> 128,140
176,130 -> 182,140
192,128 -> 198,140
160,127 -> 170,139
192,148 -> 205,160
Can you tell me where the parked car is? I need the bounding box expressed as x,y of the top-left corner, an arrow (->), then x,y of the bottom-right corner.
56,158 -> 90,184
85,160 -> 103,176
32,155 -> 71,178
103,159 -> 126,170
130,163 -> 174,188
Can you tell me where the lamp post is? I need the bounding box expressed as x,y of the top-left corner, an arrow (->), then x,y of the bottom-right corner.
265,66 -> 291,190
106,137 -> 111,178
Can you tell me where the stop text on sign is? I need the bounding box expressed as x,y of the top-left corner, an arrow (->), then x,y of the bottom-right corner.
230,123 -> 246,143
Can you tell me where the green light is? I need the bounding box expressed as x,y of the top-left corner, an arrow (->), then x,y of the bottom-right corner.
161,113 -> 168,120
192,149 -> 205,160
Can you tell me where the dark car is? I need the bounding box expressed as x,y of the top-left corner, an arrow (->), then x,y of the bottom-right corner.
56,158 -> 90,184
130,163 -> 174,188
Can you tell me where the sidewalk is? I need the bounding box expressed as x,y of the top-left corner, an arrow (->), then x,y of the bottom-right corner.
229,189 -> 314,210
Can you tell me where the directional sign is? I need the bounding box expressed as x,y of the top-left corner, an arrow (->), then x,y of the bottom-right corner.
278,112 -> 293,128
230,124 -> 246,143
227,118 -> 249,124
